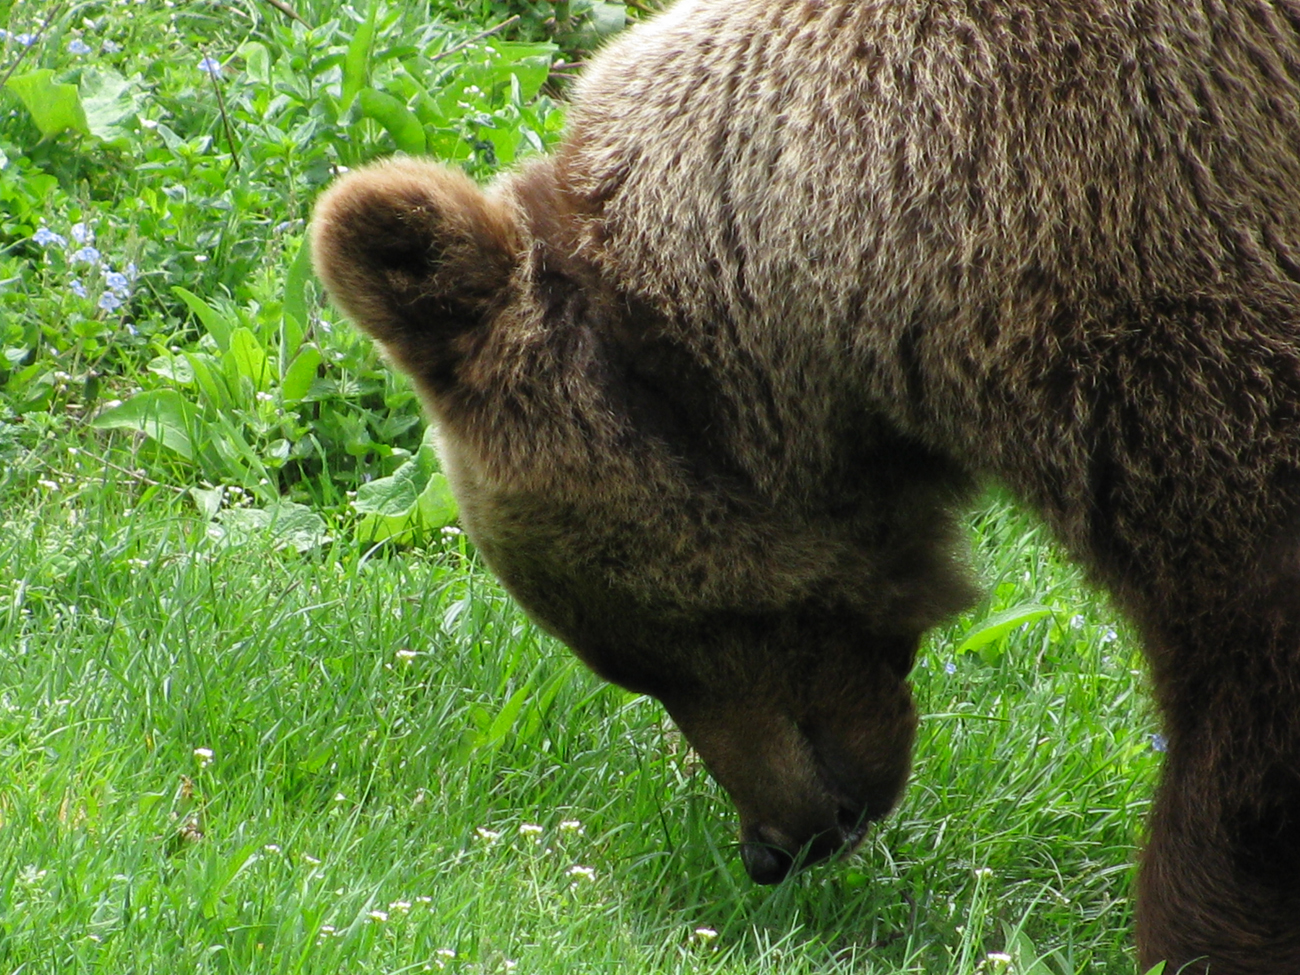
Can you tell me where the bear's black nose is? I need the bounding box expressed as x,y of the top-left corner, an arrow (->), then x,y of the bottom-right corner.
741,840 -> 795,885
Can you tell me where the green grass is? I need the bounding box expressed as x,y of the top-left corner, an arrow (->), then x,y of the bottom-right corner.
0,0 -> 1160,971
0,436 -> 1159,973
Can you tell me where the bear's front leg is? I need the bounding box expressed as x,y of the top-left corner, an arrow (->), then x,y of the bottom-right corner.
1135,619 -> 1300,974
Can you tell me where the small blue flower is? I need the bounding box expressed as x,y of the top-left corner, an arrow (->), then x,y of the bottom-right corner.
71,246 -> 102,265
68,38 -> 91,55
125,262 -> 139,280
70,222 -> 93,245
1149,733 -> 1168,753
105,270 -> 130,295
944,661 -> 957,675
198,55 -> 222,77
15,33 -> 36,47
102,39 -> 122,54
33,227 -> 67,247
98,291 -> 123,312
1101,627 -> 1118,644
70,279 -> 88,299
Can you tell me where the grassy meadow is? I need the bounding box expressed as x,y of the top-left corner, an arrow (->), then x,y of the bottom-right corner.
0,1 -> 1162,972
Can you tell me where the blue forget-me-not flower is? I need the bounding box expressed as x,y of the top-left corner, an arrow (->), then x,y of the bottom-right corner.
33,227 -> 67,248
105,271 -> 130,295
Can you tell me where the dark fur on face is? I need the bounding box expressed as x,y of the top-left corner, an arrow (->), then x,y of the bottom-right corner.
313,2 -> 1300,971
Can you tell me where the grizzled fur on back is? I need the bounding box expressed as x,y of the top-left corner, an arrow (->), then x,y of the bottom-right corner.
313,1 -> 1300,972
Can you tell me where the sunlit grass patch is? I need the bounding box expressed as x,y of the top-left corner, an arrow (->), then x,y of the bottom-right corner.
0,450 -> 1154,972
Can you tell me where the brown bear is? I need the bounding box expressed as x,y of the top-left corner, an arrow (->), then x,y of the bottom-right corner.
311,1 -> 1300,971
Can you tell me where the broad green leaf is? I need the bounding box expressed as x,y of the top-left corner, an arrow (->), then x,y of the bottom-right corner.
485,682 -> 532,745
281,236 -> 313,359
80,67 -> 140,142
354,455 -> 425,517
189,485 -> 224,521
184,352 -> 233,410
226,327 -> 272,391
410,89 -> 442,127
201,412 -> 274,497
956,603 -> 1053,659
357,472 -> 457,544
213,501 -> 330,553
492,42 -> 558,102
5,70 -> 90,140
456,682 -> 533,761
493,42 -> 558,63
426,128 -> 472,161
155,121 -> 184,151
173,287 -> 233,352
518,662 -> 577,741
414,472 -> 458,526
296,742 -> 334,775
355,432 -> 458,544
484,121 -> 522,167
92,389 -> 198,459
340,2 -> 378,113
998,923 -> 1060,975
588,2 -> 627,36
280,346 -> 322,407
357,88 -> 426,155
147,354 -> 195,384
238,41 -> 271,85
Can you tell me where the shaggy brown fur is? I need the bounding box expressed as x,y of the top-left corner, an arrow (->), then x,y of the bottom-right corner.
311,1 -> 1300,970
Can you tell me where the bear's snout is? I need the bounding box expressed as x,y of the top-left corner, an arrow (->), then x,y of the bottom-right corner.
739,801 -> 871,885
665,693 -> 907,884
740,833 -> 796,885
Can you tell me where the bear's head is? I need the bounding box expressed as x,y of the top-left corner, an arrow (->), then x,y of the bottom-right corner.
312,158 -> 976,883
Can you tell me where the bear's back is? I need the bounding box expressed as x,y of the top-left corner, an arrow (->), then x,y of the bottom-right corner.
556,0 -> 1300,361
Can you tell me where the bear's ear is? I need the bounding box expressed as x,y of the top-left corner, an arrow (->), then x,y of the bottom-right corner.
310,158 -> 522,378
